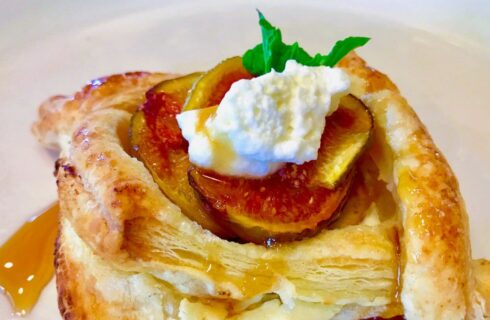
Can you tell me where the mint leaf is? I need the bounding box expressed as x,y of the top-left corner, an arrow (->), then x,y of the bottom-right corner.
257,10 -> 276,72
242,11 -> 370,75
277,42 -> 312,70
242,44 -> 266,76
243,10 -> 291,74
256,10 -> 285,73
310,37 -> 370,67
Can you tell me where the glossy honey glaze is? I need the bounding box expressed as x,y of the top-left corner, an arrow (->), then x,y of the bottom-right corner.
0,203 -> 58,315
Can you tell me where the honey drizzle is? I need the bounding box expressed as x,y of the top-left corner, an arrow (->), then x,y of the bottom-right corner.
195,105 -> 237,173
0,203 -> 58,315
203,241 -> 288,300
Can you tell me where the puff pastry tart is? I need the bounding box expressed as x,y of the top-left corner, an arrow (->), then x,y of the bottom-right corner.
32,13 -> 489,320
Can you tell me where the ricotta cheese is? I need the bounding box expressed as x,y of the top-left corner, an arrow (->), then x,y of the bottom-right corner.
176,60 -> 350,177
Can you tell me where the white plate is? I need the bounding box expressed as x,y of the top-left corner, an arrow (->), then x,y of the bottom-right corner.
1,0 -> 489,318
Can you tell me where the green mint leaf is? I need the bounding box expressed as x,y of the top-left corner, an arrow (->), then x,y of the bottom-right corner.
257,9 -> 283,73
243,44 -> 265,76
242,11 -> 370,75
276,42 -> 312,72
311,36 -> 370,67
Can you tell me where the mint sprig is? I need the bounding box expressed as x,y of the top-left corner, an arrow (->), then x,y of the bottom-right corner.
242,10 -> 370,76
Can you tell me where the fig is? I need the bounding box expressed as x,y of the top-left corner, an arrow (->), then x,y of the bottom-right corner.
308,94 -> 373,189
183,56 -> 253,111
187,95 -> 372,243
130,73 -> 233,238
131,58 -> 372,244
188,165 -> 353,244
152,72 -> 203,104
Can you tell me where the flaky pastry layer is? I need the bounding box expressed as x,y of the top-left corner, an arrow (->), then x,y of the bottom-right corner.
33,54 -> 489,319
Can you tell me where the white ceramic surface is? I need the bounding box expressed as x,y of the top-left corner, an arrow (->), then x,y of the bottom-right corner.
0,0 -> 489,318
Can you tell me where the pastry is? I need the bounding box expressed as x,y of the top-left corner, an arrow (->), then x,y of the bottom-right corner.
32,12 -> 489,320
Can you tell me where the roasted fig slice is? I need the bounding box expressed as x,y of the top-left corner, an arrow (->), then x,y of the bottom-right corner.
183,56 -> 253,111
308,94 -> 373,189
187,95 -> 372,243
188,166 -> 353,244
130,73 -> 233,238
152,72 -> 203,103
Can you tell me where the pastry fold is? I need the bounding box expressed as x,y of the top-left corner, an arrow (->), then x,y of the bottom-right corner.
33,53 -> 488,319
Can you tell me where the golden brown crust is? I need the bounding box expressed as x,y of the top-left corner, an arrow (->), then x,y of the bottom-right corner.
32,72 -> 175,149
36,54 -> 486,319
339,53 -> 475,319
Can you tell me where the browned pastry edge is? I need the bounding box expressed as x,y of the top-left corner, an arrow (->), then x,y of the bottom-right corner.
32,71 -> 175,150
339,53 -> 479,318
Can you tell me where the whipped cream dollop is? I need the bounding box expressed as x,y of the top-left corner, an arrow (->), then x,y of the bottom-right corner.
176,60 -> 350,177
